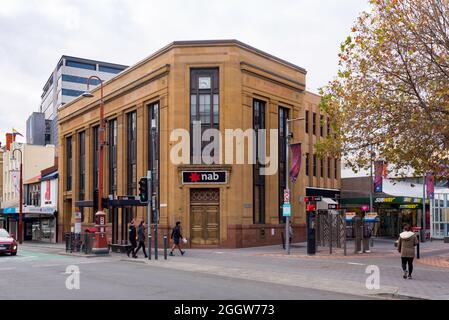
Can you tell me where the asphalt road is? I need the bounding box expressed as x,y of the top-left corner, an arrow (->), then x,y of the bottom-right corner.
0,247 -> 371,300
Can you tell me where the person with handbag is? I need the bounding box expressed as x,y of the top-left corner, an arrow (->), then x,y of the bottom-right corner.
170,221 -> 186,256
398,224 -> 419,279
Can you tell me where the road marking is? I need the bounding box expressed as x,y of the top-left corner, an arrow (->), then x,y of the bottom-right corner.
347,262 -> 366,266
0,267 -> 16,271
32,264 -> 62,268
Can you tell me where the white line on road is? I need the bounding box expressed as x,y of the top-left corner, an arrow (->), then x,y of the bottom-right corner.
32,264 -> 62,268
347,262 -> 366,266
0,267 -> 16,271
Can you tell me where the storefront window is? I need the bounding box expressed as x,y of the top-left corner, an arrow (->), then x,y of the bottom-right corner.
432,193 -> 449,239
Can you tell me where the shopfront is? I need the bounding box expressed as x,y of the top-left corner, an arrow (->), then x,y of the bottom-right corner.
341,197 -> 429,238
0,208 -> 18,238
23,207 -> 57,243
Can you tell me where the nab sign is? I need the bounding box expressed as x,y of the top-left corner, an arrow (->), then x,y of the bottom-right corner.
182,171 -> 227,185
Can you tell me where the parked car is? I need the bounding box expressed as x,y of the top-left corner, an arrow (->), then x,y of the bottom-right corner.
0,228 -> 17,256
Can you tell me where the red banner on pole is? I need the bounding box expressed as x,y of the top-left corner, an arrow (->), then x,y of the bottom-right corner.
374,161 -> 384,193
289,143 -> 301,183
426,173 -> 434,199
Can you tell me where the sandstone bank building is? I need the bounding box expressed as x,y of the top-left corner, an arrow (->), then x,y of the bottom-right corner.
58,40 -> 340,248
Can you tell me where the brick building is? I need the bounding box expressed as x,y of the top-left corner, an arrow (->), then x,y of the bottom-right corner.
57,40 -> 340,248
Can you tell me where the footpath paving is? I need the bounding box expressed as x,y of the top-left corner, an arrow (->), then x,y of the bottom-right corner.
119,239 -> 449,300
20,239 -> 449,300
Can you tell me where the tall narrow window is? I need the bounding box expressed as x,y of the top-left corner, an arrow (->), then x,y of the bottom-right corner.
320,158 -> 324,178
306,153 -> 310,176
327,117 -> 331,136
148,102 -> 160,224
313,113 -> 317,135
320,115 -> 324,137
253,99 -> 266,224
92,126 -> 99,192
66,137 -> 72,191
127,112 -> 137,196
108,119 -> 118,196
190,68 -> 219,163
328,157 -> 331,178
79,131 -> 86,221
334,158 -> 338,180
313,154 -> 317,177
279,107 -> 289,223
305,110 -> 309,134
124,112 -> 137,239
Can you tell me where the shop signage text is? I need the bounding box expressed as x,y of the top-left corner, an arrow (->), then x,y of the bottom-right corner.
182,171 -> 227,184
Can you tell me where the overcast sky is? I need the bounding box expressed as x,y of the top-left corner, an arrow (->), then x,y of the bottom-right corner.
0,0 -> 369,146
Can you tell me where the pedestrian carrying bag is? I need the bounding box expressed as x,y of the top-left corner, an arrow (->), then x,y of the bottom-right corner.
182,238 -> 188,244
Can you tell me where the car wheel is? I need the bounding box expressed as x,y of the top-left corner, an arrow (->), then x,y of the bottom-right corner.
11,252 -> 17,256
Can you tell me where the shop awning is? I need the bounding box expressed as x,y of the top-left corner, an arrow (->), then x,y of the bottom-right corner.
317,197 -> 338,211
0,208 -> 17,215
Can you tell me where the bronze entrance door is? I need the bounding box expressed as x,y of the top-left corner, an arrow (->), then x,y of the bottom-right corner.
190,189 -> 220,245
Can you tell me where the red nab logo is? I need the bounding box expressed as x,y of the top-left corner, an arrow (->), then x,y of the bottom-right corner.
182,171 -> 227,184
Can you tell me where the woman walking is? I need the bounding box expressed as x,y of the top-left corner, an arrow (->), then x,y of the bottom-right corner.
170,221 -> 185,256
398,224 -> 418,279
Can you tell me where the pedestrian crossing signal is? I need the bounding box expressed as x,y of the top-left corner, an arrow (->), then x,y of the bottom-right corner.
138,178 -> 149,203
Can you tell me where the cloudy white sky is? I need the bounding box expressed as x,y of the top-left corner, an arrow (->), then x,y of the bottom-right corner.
0,0 -> 369,146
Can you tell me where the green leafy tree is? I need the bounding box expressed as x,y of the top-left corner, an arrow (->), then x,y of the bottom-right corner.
318,0 -> 449,176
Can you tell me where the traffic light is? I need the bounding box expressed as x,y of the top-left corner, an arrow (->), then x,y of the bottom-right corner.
138,178 -> 149,203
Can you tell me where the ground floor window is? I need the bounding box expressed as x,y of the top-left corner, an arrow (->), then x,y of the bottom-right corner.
432,193 -> 449,239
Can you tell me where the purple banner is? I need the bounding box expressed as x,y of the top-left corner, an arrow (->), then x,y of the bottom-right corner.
289,143 -> 301,183
374,161 -> 384,193
426,173 -> 434,199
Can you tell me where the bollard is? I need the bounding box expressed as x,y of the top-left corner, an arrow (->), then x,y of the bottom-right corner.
164,234 -> 168,260
148,235 -> 152,260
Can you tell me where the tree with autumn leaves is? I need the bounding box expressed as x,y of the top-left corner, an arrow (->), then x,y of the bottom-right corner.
317,0 -> 449,177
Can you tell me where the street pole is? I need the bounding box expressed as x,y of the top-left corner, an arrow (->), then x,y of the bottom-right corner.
19,162 -> 22,244
13,149 -> 23,244
285,119 -> 290,255
422,174 -> 426,243
369,146 -> 374,214
147,170 -> 152,260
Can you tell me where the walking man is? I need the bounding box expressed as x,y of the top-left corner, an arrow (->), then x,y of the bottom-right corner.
170,221 -> 185,256
127,218 -> 138,258
134,220 -> 148,258
398,224 -> 418,279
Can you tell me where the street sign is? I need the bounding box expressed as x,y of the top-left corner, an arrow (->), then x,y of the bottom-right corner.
283,203 -> 291,217
304,196 -> 322,202
328,204 -> 338,210
284,189 -> 290,203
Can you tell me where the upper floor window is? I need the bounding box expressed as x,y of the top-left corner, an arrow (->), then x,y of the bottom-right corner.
335,158 -> 339,180
327,117 -> 331,136
109,119 -> 118,195
320,115 -> 324,137
328,157 -> 332,178
66,60 -> 96,71
92,126 -> 99,191
62,89 -> 85,97
306,153 -> 310,176
305,110 -> 309,134
253,99 -> 266,224
99,65 -> 124,74
190,68 -> 219,162
313,154 -> 317,177
79,131 -> 86,200
127,112 -> 137,195
312,113 -> 317,135
62,75 -> 101,86
66,137 -> 72,191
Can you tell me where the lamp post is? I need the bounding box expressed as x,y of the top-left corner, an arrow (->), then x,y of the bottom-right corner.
82,76 -> 108,254
284,117 -> 305,255
12,148 -> 23,244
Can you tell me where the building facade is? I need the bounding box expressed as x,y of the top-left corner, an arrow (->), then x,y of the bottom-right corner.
27,56 -> 128,147
1,134 -> 56,239
57,40 -> 340,248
